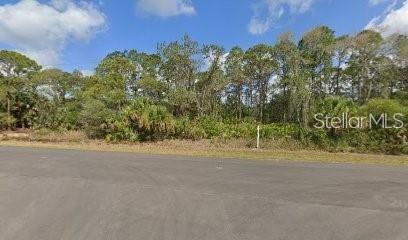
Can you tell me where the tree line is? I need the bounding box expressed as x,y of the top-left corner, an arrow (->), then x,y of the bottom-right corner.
0,26 -> 407,152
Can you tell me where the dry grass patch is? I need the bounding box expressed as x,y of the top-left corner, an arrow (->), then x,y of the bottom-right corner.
27,130 -> 88,143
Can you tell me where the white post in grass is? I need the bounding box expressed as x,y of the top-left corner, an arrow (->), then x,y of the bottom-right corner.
257,125 -> 260,149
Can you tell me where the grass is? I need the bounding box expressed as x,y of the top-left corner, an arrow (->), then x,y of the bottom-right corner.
1,139 -> 408,166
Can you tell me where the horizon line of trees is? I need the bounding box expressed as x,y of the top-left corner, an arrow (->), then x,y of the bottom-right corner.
0,26 -> 407,149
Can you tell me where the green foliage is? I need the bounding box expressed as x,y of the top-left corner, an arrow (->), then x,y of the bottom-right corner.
358,99 -> 407,153
168,88 -> 197,117
261,124 -> 300,139
360,99 -> 407,119
80,99 -> 115,139
93,55 -> 138,109
225,46 -> 246,119
392,91 -> 408,106
360,99 -> 407,138
0,51 -> 41,129
0,111 -> 6,129
314,96 -> 358,137
122,98 -> 175,141
105,117 -> 138,143
137,74 -> 167,101
0,50 -> 41,77
158,34 -> 200,90
196,116 -> 222,138
174,117 -> 205,140
33,101 -> 82,130
316,96 -> 357,117
173,117 -> 301,141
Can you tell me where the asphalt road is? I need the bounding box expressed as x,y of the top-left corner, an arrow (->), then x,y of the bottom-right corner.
0,146 -> 408,240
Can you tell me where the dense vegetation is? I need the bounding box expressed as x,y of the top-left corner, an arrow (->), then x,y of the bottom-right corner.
0,27 -> 407,154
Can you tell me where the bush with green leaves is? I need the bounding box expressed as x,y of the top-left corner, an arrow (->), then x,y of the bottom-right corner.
53,102 -> 82,130
0,111 -> 6,129
174,117 -> 205,140
174,117 -> 301,141
80,99 -> 115,139
314,96 -> 358,134
33,101 -> 82,131
222,121 -> 256,139
261,124 -> 300,139
196,116 -> 223,138
392,91 -> 408,106
105,117 -> 138,143
360,99 -> 407,151
360,99 -> 407,126
122,98 -> 175,141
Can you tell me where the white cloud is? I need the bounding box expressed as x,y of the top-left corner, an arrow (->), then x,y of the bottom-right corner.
80,69 -> 94,77
136,0 -> 195,18
248,0 -> 314,35
0,0 -> 106,66
369,0 -> 391,5
366,0 -> 408,36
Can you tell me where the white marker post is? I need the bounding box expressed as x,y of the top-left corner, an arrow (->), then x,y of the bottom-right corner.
257,125 -> 260,149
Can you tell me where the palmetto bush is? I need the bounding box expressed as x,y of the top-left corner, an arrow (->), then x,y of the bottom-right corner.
315,96 -> 358,129
122,98 -> 175,141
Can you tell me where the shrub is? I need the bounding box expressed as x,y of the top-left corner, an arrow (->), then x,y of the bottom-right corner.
360,99 -> 407,124
316,96 -> 357,117
392,91 -> 408,106
0,112 -> 6,129
174,118 -> 301,141
222,122 -> 256,139
122,98 -> 175,141
359,99 -> 407,154
51,102 -> 82,130
80,99 -> 115,139
174,117 -> 205,140
314,96 -> 358,137
197,116 -> 223,139
261,124 -> 300,139
105,117 -> 138,143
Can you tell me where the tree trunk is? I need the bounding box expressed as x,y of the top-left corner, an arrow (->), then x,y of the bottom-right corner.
335,61 -> 342,95
7,97 -> 11,130
238,84 -> 242,121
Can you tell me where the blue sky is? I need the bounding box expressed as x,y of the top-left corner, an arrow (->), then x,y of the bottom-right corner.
0,0 -> 406,72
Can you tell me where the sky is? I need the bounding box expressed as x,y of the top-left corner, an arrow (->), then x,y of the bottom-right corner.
0,0 -> 407,73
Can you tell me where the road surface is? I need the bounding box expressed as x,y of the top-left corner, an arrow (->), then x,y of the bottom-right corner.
0,146 -> 407,240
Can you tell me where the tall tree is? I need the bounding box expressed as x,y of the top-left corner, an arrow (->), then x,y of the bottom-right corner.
127,50 -> 165,101
94,55 -> 139,109
244,44 -> 277,122
274,32 -> 308,124
158,35 -> 200,116
225,46 -> 246,120
332,35 -> 352,95
31,69 -> 84,129
197,44 -> 226,116
299,26 -> 335,100
0,51 -> 41,129
347,30 -> 383,103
